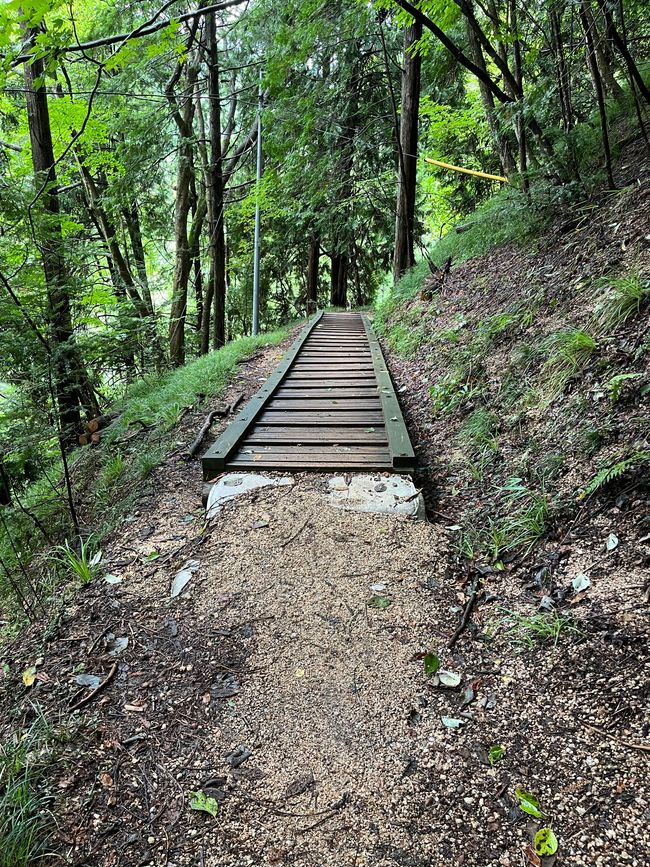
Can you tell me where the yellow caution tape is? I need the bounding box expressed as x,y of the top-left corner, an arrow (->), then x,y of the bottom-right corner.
424,157 -> 508,184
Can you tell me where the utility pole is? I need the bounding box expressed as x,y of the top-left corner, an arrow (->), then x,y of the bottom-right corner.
251,69 -> 263,335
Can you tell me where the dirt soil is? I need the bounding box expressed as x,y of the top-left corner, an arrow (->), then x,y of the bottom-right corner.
0,334 -> 648,867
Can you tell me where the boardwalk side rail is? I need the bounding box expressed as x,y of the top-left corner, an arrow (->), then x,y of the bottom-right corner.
361,314 -> 415,471
202,311 -> 323,477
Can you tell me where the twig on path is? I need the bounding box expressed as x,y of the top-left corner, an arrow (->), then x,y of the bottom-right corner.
280,514 -> 311,550
448,574 -> 482,648
296,792 -> 351,834
580,720 -> 650,753
183,410 -> 221,460
70,661 -> 118,710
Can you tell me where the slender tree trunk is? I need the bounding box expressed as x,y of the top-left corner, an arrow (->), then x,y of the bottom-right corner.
393,20 -> 422,282
597,0 -> 650,106
509,0 -> 528,190
123,202 -> 153,311
583,2 -> 625,100
23,50 -> 98,445
206,12 -> 228,350
580,0 -> 615,188
550,8 -> 573,132
465,14 -> 516,177
306,235 -> 319,313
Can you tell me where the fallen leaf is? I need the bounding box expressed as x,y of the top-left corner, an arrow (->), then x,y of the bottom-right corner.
106,636 -> 129,656
170,559 -> 200,598
367,595 -> 392,610
515,788 -> 543,818
438,670 -> 462,688
295,668 -> 305,678
572,573 -> 591,592
488,744 -> 505,765
22,666 -> 37,687
441,716 -> 464,729
523,844 -> 542,867
75,673 -> 101,688
189,790 -> 219,817
103,574 -> 122,584
100,773 -> 113,788
606,533 -> 619,551
533,827 -> 559,856
423,653 -> 440,675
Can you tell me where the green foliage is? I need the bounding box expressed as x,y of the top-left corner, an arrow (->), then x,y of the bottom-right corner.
515,788 -> 543,818
534,828 -> 559,856
577,451 -> 650,501
541,329 -> 597,397
488,745 -> 505,766
49,537 -> 101,585
504,611 -> 581,649
592,271 -> 650,334
459,408 -> 499,452
0,717 -> 56,867
605,372 -> 643,403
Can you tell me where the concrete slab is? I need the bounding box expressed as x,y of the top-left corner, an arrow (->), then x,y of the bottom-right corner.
206,473 -> 293,519
326,474 -> 425,519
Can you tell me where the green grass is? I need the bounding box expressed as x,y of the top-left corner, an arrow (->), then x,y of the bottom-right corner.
48,537 -> 101,585
591,271 -> 650,335
0,718 -> 56,867
501,610 -> 582,649
0,325 -> 293,636
541,329 -> 598,399
107,328 -> 291,439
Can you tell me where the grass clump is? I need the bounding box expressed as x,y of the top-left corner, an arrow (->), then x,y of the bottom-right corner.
49,537 -> 101,585
591,271 -> 650,334
0,718 -> 57,867
501,610 -> 581,649
541,329 -> 597,398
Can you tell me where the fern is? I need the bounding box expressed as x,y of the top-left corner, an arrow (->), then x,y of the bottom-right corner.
578,451 -> 650,501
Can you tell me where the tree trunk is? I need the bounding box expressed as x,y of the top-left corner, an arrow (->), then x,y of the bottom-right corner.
509,0 -> 528,190
580,0 -> 615,188
23,49 -> 98,445
123,202 -> 153,311
206,12 -> 228,350
583,2 -> 625,100
306,235 -> 319,314
393,20 -> 422,283
465,14 -> 516,177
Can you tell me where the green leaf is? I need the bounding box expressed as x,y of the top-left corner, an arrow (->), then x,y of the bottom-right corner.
533,827 -> 558,856
367,595 -> 391,610
488,745 -> 505,766
190,790 -> 219,817
423,652 -> 440,675
515,788 -> 543,818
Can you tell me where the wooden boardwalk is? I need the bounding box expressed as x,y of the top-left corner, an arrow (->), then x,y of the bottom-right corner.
202,312 -> 414,476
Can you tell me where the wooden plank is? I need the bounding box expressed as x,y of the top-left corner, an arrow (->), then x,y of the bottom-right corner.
202,311 -> 323,475
244,426 -> 386,444
268,399 -> 382,411
283,371 -> 376,380
238,445 -> 389,455
361,314 -> 415,471
281,378 -> 378,388
275,388 -> 379,398
258,410 -> 385,425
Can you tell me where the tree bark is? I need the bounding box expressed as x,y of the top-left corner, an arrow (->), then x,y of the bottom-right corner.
306,235 -> 319,313
123,202 -> 153,311
465,14 -> 516,177
23,49 -> 98,445
580,0 -> 615,188
393,20 -> 422,283
205,12 -> 228,351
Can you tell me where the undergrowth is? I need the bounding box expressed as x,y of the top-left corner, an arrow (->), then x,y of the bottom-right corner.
0,715 -> 58,867
0,326 -> 292,637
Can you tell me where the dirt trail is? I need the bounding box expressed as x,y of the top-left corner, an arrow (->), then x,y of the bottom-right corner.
1,345 -> 648,867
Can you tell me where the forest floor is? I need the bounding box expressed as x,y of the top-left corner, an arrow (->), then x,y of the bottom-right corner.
1,144 -> 649,867
1,332 -> 647,867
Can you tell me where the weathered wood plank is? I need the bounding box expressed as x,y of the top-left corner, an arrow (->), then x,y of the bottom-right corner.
361,314 -> 415,471
202,311 -> 323,474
